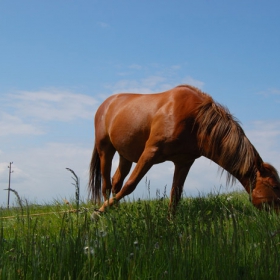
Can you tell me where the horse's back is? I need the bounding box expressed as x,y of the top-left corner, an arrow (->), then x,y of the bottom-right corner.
96,85 -> 206,124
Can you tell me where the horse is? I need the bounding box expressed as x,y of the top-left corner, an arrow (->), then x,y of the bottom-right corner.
88,85 -> 280,215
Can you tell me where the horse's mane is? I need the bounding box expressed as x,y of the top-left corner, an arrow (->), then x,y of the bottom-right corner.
263,163 -> 280,182
179,85 -> 263,184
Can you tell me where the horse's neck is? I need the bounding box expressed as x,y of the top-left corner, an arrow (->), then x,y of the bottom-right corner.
203,151 -> 256,194
235,173 -> 255,194
196,116 -> 260,194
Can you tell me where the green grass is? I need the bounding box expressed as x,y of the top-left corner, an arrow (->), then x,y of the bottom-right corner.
1,191 -> 280,279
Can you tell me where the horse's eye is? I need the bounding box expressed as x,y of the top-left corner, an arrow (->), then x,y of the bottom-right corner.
273,185 -> 280,190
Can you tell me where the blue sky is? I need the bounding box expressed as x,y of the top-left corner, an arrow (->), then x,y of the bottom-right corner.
1,1 -> 280,206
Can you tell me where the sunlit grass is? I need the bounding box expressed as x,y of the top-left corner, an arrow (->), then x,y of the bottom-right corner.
1,191 -> 280,279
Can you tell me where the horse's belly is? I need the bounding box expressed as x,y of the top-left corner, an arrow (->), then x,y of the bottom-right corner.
109,124 -> 149,163
112,135 -> 147,163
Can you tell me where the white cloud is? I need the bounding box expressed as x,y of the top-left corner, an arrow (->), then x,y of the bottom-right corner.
246,121 -> 280,166
258,88 -> 280,97
0,142 -> 93,206
181,76 -> 205,89
271,89 -> 280,96
109,63 -> 205,96
128,64 -> 142,70
97,22 -> 110,28
0,162 -> 10,178
170,65 -> 181,70
257,88 -> 280,105
0,113 -> 44,136
0,162 -> 30,185
106,79 -> 155,94
141,76 -> 165,88
9,90 -> 98,122
105,75 -> 178,94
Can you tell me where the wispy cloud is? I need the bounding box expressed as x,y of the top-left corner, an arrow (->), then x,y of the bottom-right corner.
141,76 -> 165,88
116,63 -> 183,82
106,74 -> 184,94
181,76 -> 205,89
7,89 -> 98,122
128,64 -> 142,70
105,77 -> 162,94
259,88 -> 280,95
170,65 -> 181,70
246,120 -> 280,165
269,89 -> 280,95
0,162 -> 30,185
0,113 -> 43,136
257,88 -> 280,101
0,142 -> 92,204
106,74 -> 205,96
97,22 -> 110,28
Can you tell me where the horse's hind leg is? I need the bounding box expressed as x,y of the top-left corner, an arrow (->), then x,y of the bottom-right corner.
112,155 -> 132,195
98,144 -> 116,201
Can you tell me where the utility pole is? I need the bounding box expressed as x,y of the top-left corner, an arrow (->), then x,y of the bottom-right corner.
7,162 -> 13,209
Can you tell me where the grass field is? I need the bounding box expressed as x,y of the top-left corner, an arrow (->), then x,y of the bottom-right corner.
1,191 -> 280,279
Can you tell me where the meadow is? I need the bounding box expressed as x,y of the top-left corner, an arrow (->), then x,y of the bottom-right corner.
1,190 -> 280,279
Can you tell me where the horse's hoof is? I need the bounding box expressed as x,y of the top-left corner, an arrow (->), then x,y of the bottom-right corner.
91,209 -> 104,221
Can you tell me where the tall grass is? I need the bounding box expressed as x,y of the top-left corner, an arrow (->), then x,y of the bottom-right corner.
1,191 -> 280,279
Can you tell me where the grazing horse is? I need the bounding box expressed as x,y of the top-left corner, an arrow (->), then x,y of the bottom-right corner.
89,85 -> 280,214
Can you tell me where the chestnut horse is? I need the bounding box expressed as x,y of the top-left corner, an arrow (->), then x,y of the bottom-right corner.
89,85 -> 280,214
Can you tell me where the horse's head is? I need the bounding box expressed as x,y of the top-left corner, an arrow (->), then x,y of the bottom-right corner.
251,163 -> 280,210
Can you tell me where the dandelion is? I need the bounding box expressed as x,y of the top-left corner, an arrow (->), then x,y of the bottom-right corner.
253,243 -> 259,248
154,242 -> 159,249
98,230 -> 107,237
84,246 -> 94,255
153,242 -> 160,253
41,235 -> 50,242
94,239 -> 100,248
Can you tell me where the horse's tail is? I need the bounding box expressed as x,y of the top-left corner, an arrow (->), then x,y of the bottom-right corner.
88,144 -> 102,204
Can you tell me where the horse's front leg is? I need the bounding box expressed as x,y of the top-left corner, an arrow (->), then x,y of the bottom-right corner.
169,161 -> 194,217
98,146 -> 159,212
